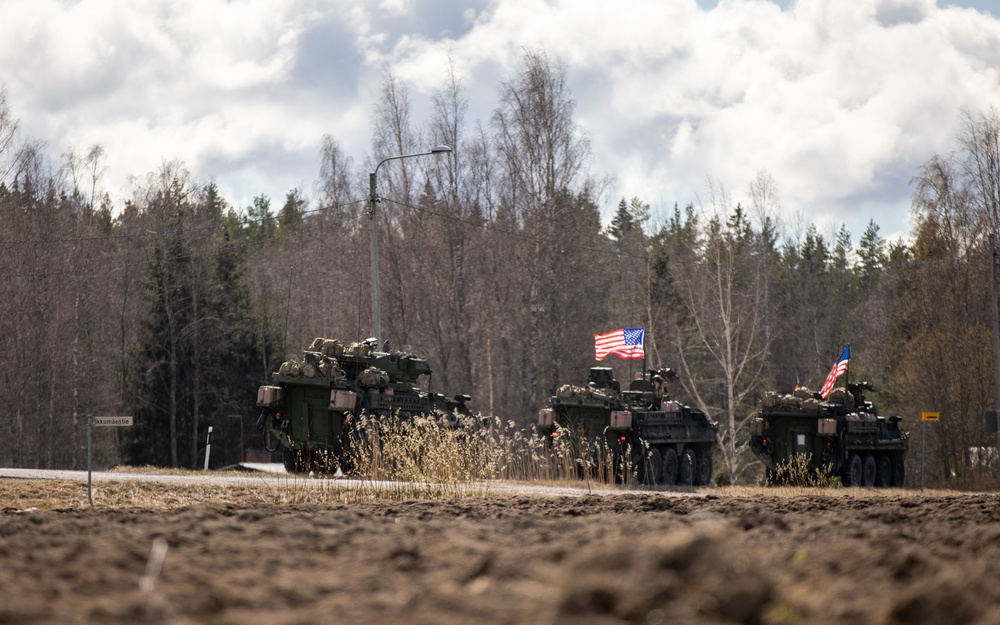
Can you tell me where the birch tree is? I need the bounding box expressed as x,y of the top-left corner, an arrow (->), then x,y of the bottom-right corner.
490,48 -> 606,419
674,185 -> 773,483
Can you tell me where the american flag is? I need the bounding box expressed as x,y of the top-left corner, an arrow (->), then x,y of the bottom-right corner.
819,344 -> 851,399
595,328 -> 645,360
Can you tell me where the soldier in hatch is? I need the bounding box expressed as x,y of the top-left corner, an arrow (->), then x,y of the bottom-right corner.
652,375 -> 665,403
652,368 -> 678,405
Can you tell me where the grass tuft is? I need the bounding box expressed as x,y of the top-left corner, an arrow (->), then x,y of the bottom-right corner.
762,453 -> 838,488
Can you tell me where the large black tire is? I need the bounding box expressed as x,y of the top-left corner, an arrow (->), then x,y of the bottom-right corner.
875,454 -> 892,488
661,448 -> 679,485
342,422 -> 371,477
282,447 -> 297,473
679,449 -> 696,486
843,453 -> 863,486
283,447 -> 311,474
862,454 -> 877,487
612,446 -> 627,485
641,448 -> 663,485
694,449 -> 714,486
311,448 -> 341,476
891,455 -> 906,487
339,440 -> 357,475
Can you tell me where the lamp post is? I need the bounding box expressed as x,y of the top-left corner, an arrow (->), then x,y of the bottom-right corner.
369,145 -> 452,347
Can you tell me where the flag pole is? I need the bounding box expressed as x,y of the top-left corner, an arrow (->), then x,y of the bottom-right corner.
845,343 -> 851,408
642,328 -> 648,383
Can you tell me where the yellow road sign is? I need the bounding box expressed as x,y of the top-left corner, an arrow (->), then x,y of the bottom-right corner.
921,412 -> 940,422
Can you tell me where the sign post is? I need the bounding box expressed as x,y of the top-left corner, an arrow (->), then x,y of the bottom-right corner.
203,426 -> 213,471
86,416 -> 92,507
87,416 -> 133,507
920,412 -> 940,490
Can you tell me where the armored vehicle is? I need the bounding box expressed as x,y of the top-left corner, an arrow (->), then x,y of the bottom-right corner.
537,367 -> 719,486
256,337 -> 476,474
748,382 -> 909,487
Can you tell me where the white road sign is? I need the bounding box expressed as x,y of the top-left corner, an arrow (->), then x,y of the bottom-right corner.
93,416 -> 133,427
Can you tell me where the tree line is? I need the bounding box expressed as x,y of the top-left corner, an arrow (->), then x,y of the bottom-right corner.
1,52 -> 998,487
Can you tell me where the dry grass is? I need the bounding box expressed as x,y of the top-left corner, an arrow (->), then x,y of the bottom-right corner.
105,465 -> 250,477
761,453 -> 839,488
345,415 -> 635,491
0,419 -> 645,511
0,475 -> 972,513
0,476 -> 503,511
3,420 -> 960,511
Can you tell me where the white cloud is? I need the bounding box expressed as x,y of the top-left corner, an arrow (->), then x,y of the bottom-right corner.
0,0 -> 998,241
431,0 -> 1000,239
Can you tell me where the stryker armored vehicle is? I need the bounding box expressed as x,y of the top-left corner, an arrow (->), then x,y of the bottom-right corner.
256,337 -> 476,474
537,366 -> 719,486
748,382 -> 909,487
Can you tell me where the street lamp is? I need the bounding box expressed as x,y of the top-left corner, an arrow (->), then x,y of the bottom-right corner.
369,145 -> 453,347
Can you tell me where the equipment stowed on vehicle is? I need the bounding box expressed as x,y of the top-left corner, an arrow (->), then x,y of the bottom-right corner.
256,337 -> 478,474
747,381 -> 909,487
536,366 -> 720,486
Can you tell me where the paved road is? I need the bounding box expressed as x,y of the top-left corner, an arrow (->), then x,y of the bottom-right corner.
0,467 -> 702,498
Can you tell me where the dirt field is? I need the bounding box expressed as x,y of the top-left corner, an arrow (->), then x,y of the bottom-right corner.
2,480 -> 1000,625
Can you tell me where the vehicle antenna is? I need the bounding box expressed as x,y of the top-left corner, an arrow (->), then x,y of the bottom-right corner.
356,278 -> 362,347
283,265 -> 293,357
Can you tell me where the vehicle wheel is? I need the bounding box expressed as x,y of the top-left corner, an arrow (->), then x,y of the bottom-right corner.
661,448 -> 679,485
612,446 -> 626,484
875,454 -> 891,488
891,456 -> 905,487
312,448 -> 341,476
641,448 -> 663,485
843,453 -> 863,486
339,438 -> 356,475
282,447 -> 297,473
695,449 -> 713,486
679,449 -> 696,486
343,423 -> 371,476
861,454 -> 877,487
283,447 -> 312,474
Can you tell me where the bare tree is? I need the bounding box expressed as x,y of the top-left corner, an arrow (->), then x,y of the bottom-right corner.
316,135 -> 357,227
0,86 -> 20,181
85,144 -> 107,213
960,106 -> 1000,233
892,151 -> 994,486
489,49 -> 605,419
370,66 -> 423,347
416,59 -> 478,393
674,184 -> 772,483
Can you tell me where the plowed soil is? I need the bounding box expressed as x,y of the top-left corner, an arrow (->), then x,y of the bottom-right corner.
2,485 -> 1000,625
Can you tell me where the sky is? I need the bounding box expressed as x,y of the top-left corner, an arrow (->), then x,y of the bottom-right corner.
1,0 -> 999,245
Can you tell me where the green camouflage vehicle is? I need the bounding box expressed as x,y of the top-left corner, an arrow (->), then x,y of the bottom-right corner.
748,382 -> 909,487
537,367 -> 719,486
256,337 -> 476,474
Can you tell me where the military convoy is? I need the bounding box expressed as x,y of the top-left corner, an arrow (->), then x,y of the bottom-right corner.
256,334 -> 911,489
256,337 -> 477,474
748,382 -> 909,487
537,367 -> 719,485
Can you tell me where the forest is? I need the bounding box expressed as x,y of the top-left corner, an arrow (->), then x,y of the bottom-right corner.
1,49 -> 998,487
